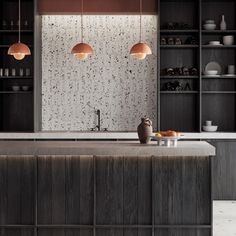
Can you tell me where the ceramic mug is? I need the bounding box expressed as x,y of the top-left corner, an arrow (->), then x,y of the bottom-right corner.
228,65 -> 235,75
205,120 -> 212,126
223,35 -> 234,45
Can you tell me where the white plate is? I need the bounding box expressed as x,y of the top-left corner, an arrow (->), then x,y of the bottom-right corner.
205,62 -> 222,75
223,74 -> 236,77
203,75 -> 220,77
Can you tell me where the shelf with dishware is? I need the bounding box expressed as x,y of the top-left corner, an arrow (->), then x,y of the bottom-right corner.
160,45 -> 199,49
160,30 -> 199,34
0,0 -> 34,132
158,0 -> 236,133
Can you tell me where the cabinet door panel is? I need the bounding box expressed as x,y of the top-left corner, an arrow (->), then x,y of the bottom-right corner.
0,155 -> 34,225
37,155 -> 94,224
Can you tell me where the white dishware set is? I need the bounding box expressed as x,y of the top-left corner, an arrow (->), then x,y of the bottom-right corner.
203,15 -> 227,31
204,62 -> 236,77
203,121 -> 218,132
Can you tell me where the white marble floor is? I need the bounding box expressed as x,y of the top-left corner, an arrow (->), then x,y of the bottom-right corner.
214,201 -> 236,236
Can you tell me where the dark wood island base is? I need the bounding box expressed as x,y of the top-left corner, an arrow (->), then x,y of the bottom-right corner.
0,141 -> 215,236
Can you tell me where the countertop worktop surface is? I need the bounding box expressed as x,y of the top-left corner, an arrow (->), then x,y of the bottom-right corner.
0,141 -> 215,156
0,132 -> 235,140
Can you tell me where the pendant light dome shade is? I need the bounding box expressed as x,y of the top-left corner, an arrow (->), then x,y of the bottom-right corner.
8,0 -> 31,60
130,0 -> 152,60
8,42 -> 31,60
71,0 -> 93,60
71,43 -> 93,60
130,42 -> 152,60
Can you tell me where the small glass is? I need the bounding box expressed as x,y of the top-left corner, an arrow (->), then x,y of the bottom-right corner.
4,68 -> 9,77
26,68 -> 31,76
19,68 -> 24,77
2,20 -> 7,30
0,68 -> 3,77
10,20 -> 14,29
24,20 -> 28,29
11,68 -> 16,76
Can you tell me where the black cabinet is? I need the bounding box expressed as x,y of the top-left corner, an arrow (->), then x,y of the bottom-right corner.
158,0 -> 236,132
0,0 -> 34,131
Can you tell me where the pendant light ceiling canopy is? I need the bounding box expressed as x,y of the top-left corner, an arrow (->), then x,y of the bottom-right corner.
130,0 -> 152,60
8,0 -> 31,60
71,0 -> 93,60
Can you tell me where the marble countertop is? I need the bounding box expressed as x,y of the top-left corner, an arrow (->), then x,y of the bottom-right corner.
0,132 -> 235,140
0,141 -> 215,156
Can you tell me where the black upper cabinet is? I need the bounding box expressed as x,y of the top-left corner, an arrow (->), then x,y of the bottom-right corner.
0,0 -> 34,132
159,0 -> 236,132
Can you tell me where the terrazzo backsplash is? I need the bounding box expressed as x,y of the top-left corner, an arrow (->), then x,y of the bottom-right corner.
42,15 -> 157,131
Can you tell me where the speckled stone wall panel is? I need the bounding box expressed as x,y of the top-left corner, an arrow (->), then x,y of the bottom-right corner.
42,15 -> 157,131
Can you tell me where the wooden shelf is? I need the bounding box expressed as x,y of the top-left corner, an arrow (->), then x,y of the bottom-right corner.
0,76 -> 33,79
160,29 -> 199,34
202,91 -> 236,94
202,75 -> 236,79
0,91 -> 33,94
161,91 -> 198,94
202,45 -> 236,48
0,45 -> 33,48
0,29 -> 33,33
160,45 -> 198,48
161,75 -> 199,79
202,30 -> 236,34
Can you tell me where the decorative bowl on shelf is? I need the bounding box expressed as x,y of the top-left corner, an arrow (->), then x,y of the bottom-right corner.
203,126 -> 218,132
203,24 -> 216,30
205,20 -> 215,24
12,85 -> 20,91
204,70 -> 218,76
22,86 -> 30,91
209,41 -> 222,46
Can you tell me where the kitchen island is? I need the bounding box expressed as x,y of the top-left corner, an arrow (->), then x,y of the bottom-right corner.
0,141 -> 215,236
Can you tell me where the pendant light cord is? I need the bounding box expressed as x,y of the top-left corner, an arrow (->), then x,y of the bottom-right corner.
139,0 -> 142,42
18,0 -> 21,42
81,0 -> 84,43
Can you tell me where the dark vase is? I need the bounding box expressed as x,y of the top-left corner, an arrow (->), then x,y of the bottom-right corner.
137,118 -> 153,144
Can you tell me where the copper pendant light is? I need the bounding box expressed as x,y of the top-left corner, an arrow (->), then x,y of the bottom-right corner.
71,0 -> 93,60
8,0 -> 31,60
130,0 -> 152,60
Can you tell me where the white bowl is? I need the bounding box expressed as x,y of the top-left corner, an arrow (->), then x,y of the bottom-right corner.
205,20 -> 215,24
204,70 -> 218,75
203,126 -> 218,132
12,86 -> 20,91
203,24 -> 216,30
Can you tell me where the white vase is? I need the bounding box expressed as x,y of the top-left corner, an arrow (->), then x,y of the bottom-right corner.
220,15 -> 227,30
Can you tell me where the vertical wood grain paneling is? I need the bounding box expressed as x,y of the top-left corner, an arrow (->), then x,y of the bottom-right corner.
96,156 -> 124,225
0,156 -> 7,224
1,156 -> 35,225
196,157 -> 210,224
137,157 -> 152,225
38,229 -> 92,236
210,140 -> 236,200
51,156 -> 66,224
38,156 -> 53,224
153,156 -> 211,225
155,229 -> 210,236
38,155 -> 94,225
182,157 -> 197,224
123,157 -> 138,224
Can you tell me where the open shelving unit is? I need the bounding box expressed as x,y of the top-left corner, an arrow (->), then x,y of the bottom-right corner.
158,0 -> 236,132
0,0 -> 34,132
